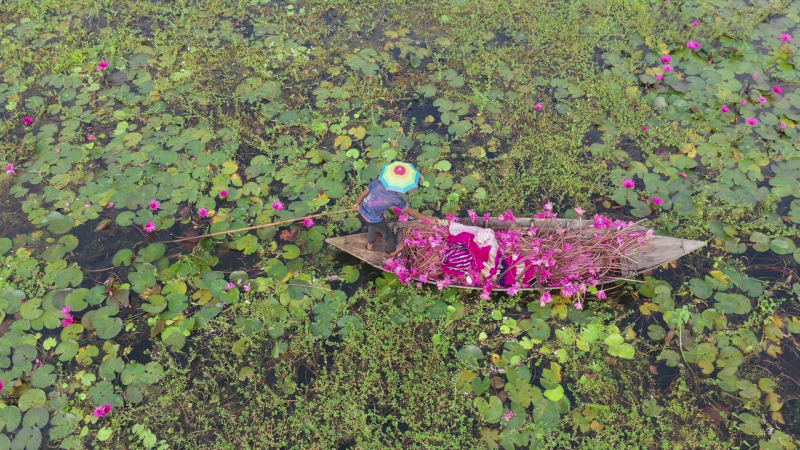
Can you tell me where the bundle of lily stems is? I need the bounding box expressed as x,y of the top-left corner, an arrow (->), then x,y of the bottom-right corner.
384,208 -> 654,308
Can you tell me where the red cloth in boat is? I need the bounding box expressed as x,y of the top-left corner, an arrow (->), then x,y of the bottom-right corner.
441,243 -> 472,276
444,223 -> 500,282
501,254 -> 537,286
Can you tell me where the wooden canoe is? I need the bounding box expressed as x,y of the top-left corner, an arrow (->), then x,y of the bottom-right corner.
326,217 -> 706,291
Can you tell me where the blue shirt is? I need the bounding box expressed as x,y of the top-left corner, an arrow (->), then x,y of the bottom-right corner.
359,179 -> 408,223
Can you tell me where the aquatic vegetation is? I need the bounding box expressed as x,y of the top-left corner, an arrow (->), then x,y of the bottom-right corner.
0,0 -> 797,447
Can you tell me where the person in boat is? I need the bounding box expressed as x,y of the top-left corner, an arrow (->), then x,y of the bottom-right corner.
354,162 -> 441,254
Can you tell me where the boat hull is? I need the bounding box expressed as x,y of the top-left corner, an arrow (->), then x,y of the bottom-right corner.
325,217 -> 705,291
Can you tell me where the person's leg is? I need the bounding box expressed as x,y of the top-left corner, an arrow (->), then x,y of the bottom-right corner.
378,221 -> 397,253
366,221 -> 378,250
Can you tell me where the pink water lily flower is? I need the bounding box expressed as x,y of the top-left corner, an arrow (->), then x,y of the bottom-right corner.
539,291 -> 553,307
61,315 -> 75,327
641,125 -> 649,132
226,282 -> 235,290
467,209 -> 478,223
574,206 -> 585,216
573,301 -> 583,310
655,73 -> 664,80
272,200 -> 284,210
0,380 -> 3,391
692,20 -> 700,27
22,116 -> 34,126
745,117 -> 758,126
753,72 -> 759,79
660,54 -> 672,63
93,404 -> 112,418
622,179 -> 635,189
773,85 -> 783,95
741,99 -> 747,105
198,208 -> 209,218
87,134 -> 94,141
499,210 -> 516,222
662,64 -> 673,72
303,217 -> 314,228
96,61 -> 109,72
61,306 -> 71,315
535,103 -> 543,111
503,410 -> 516,422
780,33 -> 793,42
720,105 -> 731,113
780,122 -> 787,130
219,190 -> 229,198
758,96 -> 767,104
5,164 -> 15,175
149,200 -> 161,211
243,284 -> 251,292
596,290 -> 607,299
652,196 -> 664,205
143,221 -> 157,233
686,40 -> 701,50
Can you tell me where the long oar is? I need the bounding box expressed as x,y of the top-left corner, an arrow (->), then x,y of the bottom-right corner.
165,207 -> 358,243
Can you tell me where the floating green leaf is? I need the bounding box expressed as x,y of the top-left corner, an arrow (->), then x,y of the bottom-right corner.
543,385 -> 564,402
714,292 -> 752,315
17,389 -> 46,411
138,243 -> 166,262
340,265 -> 359,283
769,237 -> 795,255
161,327 -> 186,352
457,345 -> 483,366
0,406 -> 21,432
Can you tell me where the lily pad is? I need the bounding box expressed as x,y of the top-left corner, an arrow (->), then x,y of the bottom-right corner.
714,292 -> 752,315
11,426 -> 42,450
0,406 -> 21,432
769,237 -> 795,255
31,365 -> 56,388
161,327 -> 186,352
0,238 -> 12,255
22,407 -> 49,429
457,345 -> 483,366
17,389 -> 46,411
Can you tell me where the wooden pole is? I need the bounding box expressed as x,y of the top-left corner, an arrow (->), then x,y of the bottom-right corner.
165,207 -> 357,243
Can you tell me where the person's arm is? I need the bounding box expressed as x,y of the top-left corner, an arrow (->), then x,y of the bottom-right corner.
404,207 -> 446,225
353,189 -> 369,210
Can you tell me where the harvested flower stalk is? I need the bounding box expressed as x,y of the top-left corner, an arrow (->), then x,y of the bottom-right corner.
384,207 -> 654,306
